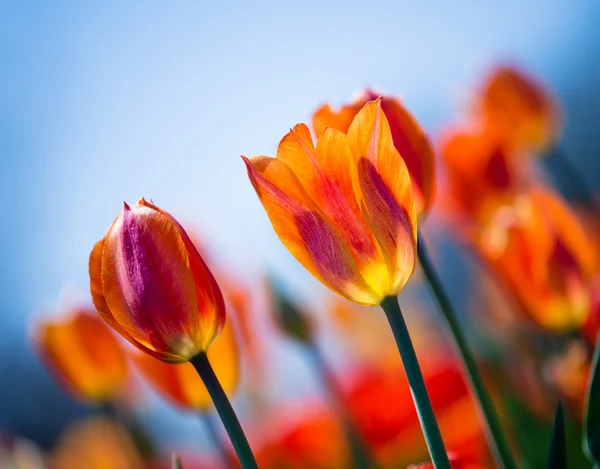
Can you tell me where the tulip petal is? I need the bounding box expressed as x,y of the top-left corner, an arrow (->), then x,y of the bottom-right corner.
137,198 -> 226,351
379,97 -> 436,214
347,100 -> 417,291
102,205 -> 201,361
243,155 -> 379,304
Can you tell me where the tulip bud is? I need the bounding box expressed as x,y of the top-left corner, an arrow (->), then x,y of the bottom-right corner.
89,198 -> 225,363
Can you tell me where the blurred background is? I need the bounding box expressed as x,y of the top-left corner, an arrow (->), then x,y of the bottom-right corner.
1,1 -> 600,467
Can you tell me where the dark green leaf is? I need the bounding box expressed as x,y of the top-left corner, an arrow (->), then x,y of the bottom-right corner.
547,402 -> 567,469
267,275 -> 314,344
584,333 -> 600,466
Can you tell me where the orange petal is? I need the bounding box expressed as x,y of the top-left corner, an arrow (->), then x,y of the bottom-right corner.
347,100 -> 418,293
243,155 -> 380,304
35,310 -> 128,403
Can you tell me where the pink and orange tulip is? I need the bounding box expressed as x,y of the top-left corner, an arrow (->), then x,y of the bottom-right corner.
133,319 -> 239,412
477,187 -> 598,330
89,198 -> 226,363
244,99 -> 417,306
34,309 -> 128,403
478,65 -> 561,152
313,90 -> 435,214
408,454 -> 487,469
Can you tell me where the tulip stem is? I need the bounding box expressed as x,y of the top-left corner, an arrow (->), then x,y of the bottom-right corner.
200,412 -> 238,469
380,295 -> 451,469
417,232 -> 518,469
308,345 -> 377,469
191,353 -> 258,469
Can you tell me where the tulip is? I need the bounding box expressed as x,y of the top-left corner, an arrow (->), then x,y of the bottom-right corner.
245,99 -> 451,468
477,187 -> 598,330
440,123 -> 527,229
244,99 -> 417,307
34,309 -> 128,403
49,417 -> 144,469
312,90 -> 435,214
479,65 -> 561,153
89,198 -> 225,363
89,198 -> 257,469
133,318 -> 239,412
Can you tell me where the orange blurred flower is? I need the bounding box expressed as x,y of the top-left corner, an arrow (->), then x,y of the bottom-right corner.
439,122 -> 527,229
49,417 -> 144,469
408,453 -> 488,469
545,340 -> 592,419
347,359 -> 486,467
478,65 -> 562,152
255,404 -> 348,469
34,309 -> 128,403
477,187 -> 598,330
313,90 -> 435,214
244,99 -> 417,306
133,318 -> 239,411
89,198 -> 225,363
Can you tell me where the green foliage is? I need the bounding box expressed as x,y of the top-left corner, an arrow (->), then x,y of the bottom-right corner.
584,334 -> 600,467
547,403 -> 567,469
267,275 -> 314,344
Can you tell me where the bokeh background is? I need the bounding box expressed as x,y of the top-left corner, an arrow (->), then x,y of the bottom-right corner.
2,0 -> 600,459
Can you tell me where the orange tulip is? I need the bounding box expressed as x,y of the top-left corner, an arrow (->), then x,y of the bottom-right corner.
34,309 -> 128,403
89,198 -> 225,363
439,122 -> 527,228
255,404 -> 348,469
49,417 -> 144,469
347,360 -> 485,467
313,90 -> 435,214
477,187 -> 598,330
133,318 -> 239,411
244,99 -> 417,306
479,65 -> 561,152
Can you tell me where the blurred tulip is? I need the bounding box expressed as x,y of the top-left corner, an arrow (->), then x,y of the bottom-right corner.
133,318 -> 239,411
479,65 -> 561,152
347,359 -> 486,467
477,187 -> 598,330
0,437 -> 46,469
89,198 -> 225,363
34,309 -> 128,403
244,99 -> 417,306
49,416 -> 144,469
439,122 -> 527,229
256,404 -> 348,469
545,341 -> 591,418
313,90 -> 435,214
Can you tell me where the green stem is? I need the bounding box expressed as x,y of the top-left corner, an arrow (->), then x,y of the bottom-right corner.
308,344 -> 377,469
417,232 -> 518,469
200,412 -> 238,469
380,295 -> 451,469
190,353 -> 258,469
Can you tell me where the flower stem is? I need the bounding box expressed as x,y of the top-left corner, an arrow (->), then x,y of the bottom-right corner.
380,295 -> 451,469
200,412 -> 238,469
417,232 -> 517,469
307,344 -> 377,469
190,353 -> 258,469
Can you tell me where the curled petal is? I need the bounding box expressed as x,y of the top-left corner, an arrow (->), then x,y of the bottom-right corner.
243,155 -> 380,305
